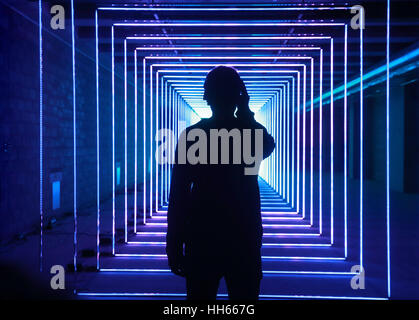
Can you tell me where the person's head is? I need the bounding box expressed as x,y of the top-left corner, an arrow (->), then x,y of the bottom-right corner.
203,66 -> 242,117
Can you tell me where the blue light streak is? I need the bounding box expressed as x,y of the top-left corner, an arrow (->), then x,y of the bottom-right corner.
70,0 -> 77,273
95,10 -> 100,270
330,38 -> 334,245
38,0 -> 43,273
359,9 -> 364,268
134,43 -> 138,233
124,39 -> 128,243
319,49 -> 323,235
77,292 -> 387,300
99,6 -> 353,12
344,25 -> 348,257
111,26 -> 116,255
386,0 -> 391,297
143,58 -> 146,225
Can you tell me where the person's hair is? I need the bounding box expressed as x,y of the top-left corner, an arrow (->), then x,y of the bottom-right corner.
203,66 -> 242,106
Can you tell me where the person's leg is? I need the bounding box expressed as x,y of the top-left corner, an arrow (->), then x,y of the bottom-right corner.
224,272 -> 261,300
186,272 -> 221,300
184,250 -> 222,300
224,251 -> 262,300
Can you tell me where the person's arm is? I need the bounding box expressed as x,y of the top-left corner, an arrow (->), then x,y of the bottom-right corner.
166,137 -> 191,277
236,80 -> 275,159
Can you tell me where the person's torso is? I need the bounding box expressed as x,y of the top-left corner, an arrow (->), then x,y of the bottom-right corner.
181,118 -> 263,249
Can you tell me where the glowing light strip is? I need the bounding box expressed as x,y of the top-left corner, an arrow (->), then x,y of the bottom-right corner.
158,75 -> 163,211
262,243 -> 331,247
267,269 -> 360,275
176,89 -> 284,92
152,67 -> 307,215
292,76 -> 295,209
283,84 -> 286,199
95,10 -> 100,270
158,80 -> 296,216
386,0 -> 391,298
280,87 -> 284,196
129,30 -> 338,258
134,30 -> 346,254
148,65 -> 306,219
287,82 -> 291,204
165,76 -> 304,79
107,4 -> 343,258
124,27 -> 338,270
137,46 -> 322,51
134,232 -> 319,237
93,6 -> 376,296
360,9 -> 364,268
78,292 -> 387,300
115,253 -> 344,260
152,63 -> 309,67
150,64 -> 153,219
268,256 -> 345,260
134,41 -> 138,233
118,22 -> 344,27
319,49 -> 323,235
98,269 -> 355,276
302,64 -> 306,220
344,26 -> 348,256
128,241 -> 328,246
154,75 -> 201,213
38,0 -> 43,273
169,82 -> 297,86
111,26 -> 116,255
99,6 -> 352,12
124,39 -> 128,243
310,58 -> 314,226
146,56 -> 317,60
71,0 -> 77,273
164,84 -> 169,203
163,78 -> 292,214
310,49 -> 419,107
296,72 -> 301,214
275,94 -> 279,192
130,32 -> 330,141
161,216 -> 300,221
129,36 -> 331,40
143,57 -> 146,225
278,92 -> 285,198
275,92 -> 278,193
330,38 -> 334,245
161,77 -> 289,218
164,80 -> 168,204
141,223 -> 311,228
160,70 -> 301,74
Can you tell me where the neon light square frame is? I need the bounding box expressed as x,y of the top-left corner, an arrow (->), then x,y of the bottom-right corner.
105,23 -> 346,276
38,3 -> 392,298
107,26 -> 348,270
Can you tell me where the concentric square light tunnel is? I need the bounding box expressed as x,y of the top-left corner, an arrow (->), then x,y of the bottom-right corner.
1,0 -> 419,300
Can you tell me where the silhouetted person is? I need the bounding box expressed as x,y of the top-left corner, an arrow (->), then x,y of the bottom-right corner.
166,66 -> 275,300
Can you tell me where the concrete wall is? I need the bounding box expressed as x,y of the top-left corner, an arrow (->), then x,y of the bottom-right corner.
347,69 -> 419,193
403,76 -> 419,193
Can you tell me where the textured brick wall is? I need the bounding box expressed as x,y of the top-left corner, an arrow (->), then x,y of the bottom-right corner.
0,2 -> 41,242
0,1 -> 139,242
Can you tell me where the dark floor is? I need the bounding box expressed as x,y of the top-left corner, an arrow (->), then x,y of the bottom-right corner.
1,171 -> 417,300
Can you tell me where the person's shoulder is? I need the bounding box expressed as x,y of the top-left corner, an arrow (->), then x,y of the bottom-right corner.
186,118 -> 210,131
